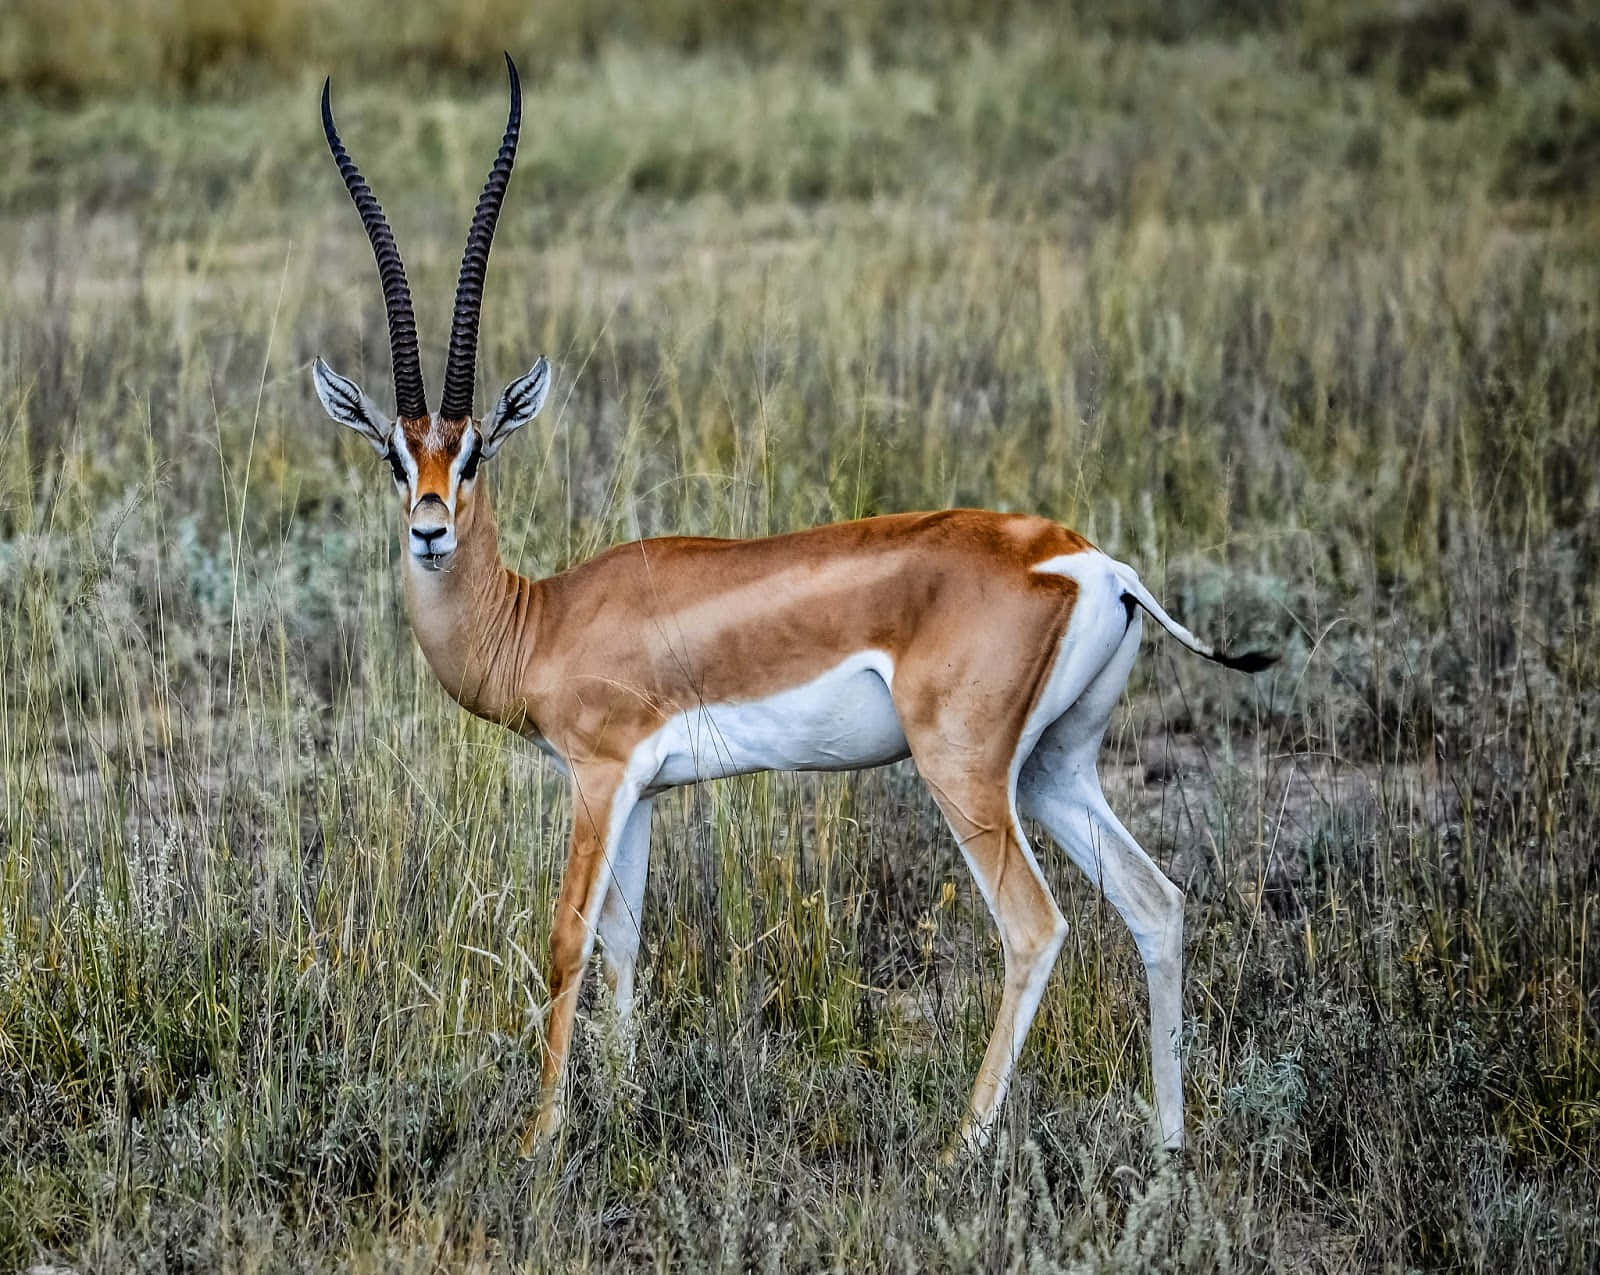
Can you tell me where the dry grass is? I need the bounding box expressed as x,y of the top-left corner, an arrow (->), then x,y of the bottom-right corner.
2,5 -> 1598,1271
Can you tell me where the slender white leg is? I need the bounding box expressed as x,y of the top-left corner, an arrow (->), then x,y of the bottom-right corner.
1013,613 -> 1185,1150
1018,750 -> 1186,1150
596,796 -> 654,1022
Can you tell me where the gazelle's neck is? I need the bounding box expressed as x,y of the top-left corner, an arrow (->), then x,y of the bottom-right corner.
402,482 -> 540,726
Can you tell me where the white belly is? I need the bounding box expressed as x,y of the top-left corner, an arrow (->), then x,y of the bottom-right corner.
640,651 -> 907,792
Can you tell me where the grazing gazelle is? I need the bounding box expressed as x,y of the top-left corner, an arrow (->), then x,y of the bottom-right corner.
313,55 -> 1273,1157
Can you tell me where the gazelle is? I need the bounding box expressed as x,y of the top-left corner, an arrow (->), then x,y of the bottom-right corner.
312,56 -> 1273,1157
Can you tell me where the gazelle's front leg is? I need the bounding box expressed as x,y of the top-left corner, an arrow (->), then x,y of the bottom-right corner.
522,765 -> 634,1153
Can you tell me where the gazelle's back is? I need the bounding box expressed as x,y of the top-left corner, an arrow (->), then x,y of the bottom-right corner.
530,509 -> 1097,719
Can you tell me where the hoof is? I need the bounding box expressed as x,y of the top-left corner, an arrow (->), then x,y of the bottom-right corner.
939,1120 -> 989,1169
518,1099 -> 564,1158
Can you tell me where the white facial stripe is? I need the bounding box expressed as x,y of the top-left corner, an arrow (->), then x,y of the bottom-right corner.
450,425 -> 478,479
393,419 -> 480,521
389,429 -> 422,508
446,424 -> 479,506
391,429 -> 419,479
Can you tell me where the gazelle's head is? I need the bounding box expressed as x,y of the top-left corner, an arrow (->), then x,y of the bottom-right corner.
312,54 -> 548,571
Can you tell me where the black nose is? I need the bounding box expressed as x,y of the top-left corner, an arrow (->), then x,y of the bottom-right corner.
414,525 -> 447,546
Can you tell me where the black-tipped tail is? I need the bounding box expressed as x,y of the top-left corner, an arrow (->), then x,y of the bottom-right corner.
1111,562 -> 1279,676
1211,648 -> 1278,674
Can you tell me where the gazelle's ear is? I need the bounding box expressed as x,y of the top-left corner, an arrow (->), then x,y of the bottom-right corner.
480,357 -> 550,457
312,357 -> 392,454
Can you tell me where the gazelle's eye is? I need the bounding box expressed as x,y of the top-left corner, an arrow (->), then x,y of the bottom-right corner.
459,438 -> 481,484
385,449 -> 407,486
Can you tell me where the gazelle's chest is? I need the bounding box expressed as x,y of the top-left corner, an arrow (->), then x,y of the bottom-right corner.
635,650 -> 907,793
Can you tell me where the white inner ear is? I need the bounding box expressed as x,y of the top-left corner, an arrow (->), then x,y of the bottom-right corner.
312,357 -> 392,454
480,357 -> 550,457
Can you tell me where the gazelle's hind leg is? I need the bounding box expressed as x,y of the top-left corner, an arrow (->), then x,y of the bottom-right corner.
1017,619 -> 1187,1149
910,754 -> 1069,1157
596,797 -> 654,1023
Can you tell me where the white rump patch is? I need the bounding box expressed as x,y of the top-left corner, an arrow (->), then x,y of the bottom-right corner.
1015,550 -> 1137,779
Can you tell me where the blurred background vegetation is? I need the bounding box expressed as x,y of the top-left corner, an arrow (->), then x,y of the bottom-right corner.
3,0 -> 1599,108
1,1 -> 1598,1271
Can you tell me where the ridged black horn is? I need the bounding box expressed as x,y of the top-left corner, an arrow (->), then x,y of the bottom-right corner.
439,52 -> 521,421
321,78 -> 427,421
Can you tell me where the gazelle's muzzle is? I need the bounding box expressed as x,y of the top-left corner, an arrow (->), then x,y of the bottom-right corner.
408,493 -> 456,566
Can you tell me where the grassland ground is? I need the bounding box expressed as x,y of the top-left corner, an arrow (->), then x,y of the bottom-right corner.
2,6 -> 1599,1271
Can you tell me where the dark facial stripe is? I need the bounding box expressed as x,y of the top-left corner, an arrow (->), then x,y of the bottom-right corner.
459,436 -> 482,483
